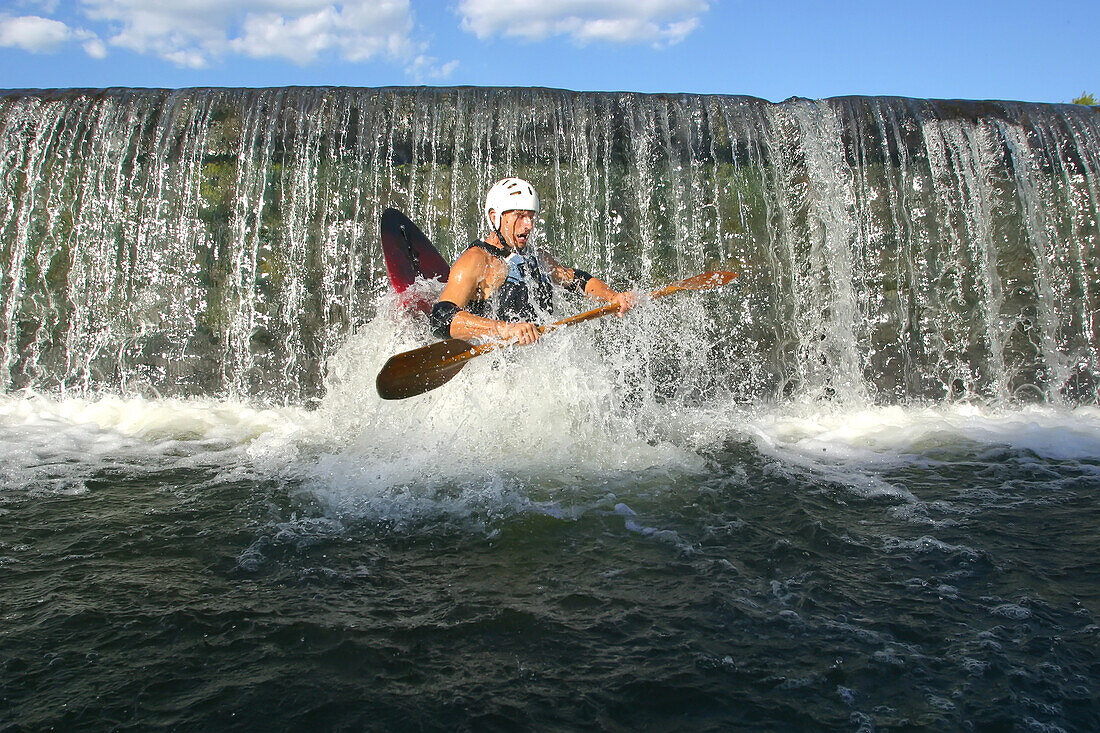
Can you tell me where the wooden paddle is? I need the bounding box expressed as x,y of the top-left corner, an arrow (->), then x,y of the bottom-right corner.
375,270 -> 739,400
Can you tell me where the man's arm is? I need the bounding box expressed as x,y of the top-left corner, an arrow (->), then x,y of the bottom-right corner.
543,253 -> 637,315
432,250 -> 541,344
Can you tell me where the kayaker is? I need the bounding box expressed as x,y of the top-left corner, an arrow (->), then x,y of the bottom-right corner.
430,177 -> 636,344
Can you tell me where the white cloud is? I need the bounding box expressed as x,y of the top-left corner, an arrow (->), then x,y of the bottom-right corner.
0,14 -> 73,52
81,0 -> 239,62
0,1 -> 460,77
228,3 -> 416,65
0,13 -> 106,57
73,0 -> 455,73
406,54 -> 458,83
231,9 -> 345,65
83,37 -> 108,58
457,0 -> 708,47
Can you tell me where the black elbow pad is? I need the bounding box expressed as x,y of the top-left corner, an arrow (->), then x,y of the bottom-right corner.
568,268 -> 593,294
430,300 -> 460,339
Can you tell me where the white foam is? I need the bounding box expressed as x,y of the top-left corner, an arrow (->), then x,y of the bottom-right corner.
753,403 -> 1100,461
282,300 -> 706,520
689,402 -> 1100,499
0,392 -> 310,495
0,392 -> 305,444
5,389 -> 1098,510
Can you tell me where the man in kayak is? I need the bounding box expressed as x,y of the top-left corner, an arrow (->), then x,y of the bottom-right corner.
430,177 -> 636,344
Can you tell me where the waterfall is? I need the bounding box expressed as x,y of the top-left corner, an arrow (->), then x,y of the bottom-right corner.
0,87 -> 1097,405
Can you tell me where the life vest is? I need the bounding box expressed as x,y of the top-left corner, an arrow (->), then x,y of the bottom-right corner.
466,240 -> 553,322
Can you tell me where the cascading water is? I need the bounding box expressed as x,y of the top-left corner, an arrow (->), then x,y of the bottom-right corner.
2,88 -> 1099,730
1,88 -> 1096,405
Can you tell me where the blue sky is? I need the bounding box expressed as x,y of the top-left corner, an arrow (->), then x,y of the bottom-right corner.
0,1 -> 1096,103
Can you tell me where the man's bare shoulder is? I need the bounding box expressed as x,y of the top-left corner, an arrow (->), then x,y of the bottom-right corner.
451,245 -> 497,278
454,245 -> 491,266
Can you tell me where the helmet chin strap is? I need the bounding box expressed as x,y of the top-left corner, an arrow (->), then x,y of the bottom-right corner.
491,211 -> 514,255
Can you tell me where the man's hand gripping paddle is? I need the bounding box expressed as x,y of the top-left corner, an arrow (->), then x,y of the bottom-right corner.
375,270 -> 739,400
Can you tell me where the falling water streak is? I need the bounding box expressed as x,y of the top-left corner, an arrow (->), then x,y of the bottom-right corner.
995,120 -> 1063,400
796,101 -> 866,401
0,99 -> 61,384
232,92 -> 278,395
1032,111 -> 1100,398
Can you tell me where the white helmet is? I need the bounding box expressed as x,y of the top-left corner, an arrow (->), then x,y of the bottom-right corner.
484,177 -> 539,230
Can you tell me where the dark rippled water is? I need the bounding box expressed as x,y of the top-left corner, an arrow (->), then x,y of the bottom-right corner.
3,400 -> 1098,731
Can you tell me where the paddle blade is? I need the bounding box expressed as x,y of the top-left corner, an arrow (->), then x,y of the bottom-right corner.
376,338 -> 478,400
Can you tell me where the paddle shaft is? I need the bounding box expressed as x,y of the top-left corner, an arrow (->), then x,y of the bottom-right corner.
435,273 -> 732,366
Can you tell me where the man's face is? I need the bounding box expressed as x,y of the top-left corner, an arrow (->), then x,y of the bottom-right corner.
497,209 -> 536,248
